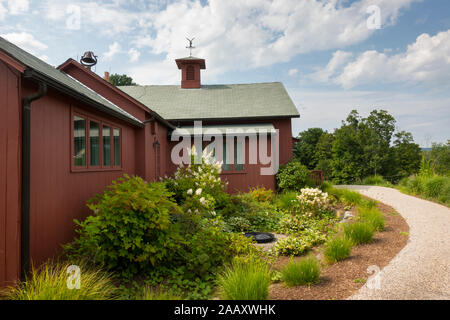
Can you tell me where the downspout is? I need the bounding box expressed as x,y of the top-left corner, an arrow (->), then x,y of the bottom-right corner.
21,81 -> 47,280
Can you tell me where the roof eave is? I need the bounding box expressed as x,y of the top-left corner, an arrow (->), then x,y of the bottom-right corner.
23,69 -> 145,128
57,59 -> 175,130
167,114 -> 301,123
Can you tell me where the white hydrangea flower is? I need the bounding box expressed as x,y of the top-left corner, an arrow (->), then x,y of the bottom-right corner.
187,189 -> 193,195
195,188 -> 203,196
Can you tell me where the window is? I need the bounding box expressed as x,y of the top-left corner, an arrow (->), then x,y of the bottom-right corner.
72,112 -> 122,171
103,125 -> 111,166
114,129 -> 121,166
204,138 -> 245,172
73,116 -> 86,167
186,66 -> 195,80
90,121 -> 100,166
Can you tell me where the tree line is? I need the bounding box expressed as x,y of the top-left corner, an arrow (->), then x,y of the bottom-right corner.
293,109 -> 424,184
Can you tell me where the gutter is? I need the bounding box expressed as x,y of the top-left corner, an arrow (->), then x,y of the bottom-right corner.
21,80 -> 47,280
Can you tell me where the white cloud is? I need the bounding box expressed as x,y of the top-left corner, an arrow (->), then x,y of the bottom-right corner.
7,0 -> 29,14
39,0 -> 417,83
288,68 -> 298,76
330,30 -> 450,89
0,32 -> 48,54
128,59 -> 180,85
43,0 -> 154,36
0,2 -> 7,20
128,48 -> 140,63
311,50 -> 353,82
103,42 -> 122,61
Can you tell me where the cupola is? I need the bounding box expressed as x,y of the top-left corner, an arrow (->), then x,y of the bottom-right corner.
175,38 -> 206,89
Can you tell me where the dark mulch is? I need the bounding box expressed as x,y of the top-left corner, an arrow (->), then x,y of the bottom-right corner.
269,200 -> 409,300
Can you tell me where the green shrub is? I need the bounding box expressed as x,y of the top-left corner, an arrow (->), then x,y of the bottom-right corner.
249,186 -> 274,202
281,256 -> 321,286
322,186 -> 362,206
423,176 -> 447,199
274,191 -> 299,212
181,224 -> 239,277
138,287 -> 182,300
361,175 -> 388,186
64,175 -> 181,278
225,216 -> 252,232
344,222 -> 374,245
273,236 -> 311,256
276,161 -> 314,192
5,261 -> 117,300
220,193 -> 282,232
217,260 -> 271,300
358,207 -> 385,231
323,236 -> 353,264
340,189 -> 363,205
407,175 -> 425,194
359,198 -> 378,209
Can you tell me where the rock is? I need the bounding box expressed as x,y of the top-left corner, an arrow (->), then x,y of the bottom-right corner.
344,211 -> 354,219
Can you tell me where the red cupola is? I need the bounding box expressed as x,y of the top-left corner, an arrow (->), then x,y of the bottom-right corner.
175,56 -> 206,89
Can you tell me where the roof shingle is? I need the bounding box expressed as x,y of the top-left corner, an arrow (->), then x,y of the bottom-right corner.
119,82 -> 300,121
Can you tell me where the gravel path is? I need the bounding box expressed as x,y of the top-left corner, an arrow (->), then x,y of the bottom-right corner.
337,186 -> 450,300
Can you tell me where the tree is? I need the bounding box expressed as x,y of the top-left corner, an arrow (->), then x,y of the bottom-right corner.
331,111 -> 366,183
313,132 -> 335,180
109,74 -> 137,86
391,131 -> 421,180
293,128 -> 326,169
330,109 -> 397,183
426,141 -> 450,176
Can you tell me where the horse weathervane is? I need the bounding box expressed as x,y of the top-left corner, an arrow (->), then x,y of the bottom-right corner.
186,37 -> 195,56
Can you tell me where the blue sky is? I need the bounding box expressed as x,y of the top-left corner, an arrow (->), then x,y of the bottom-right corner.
1,0 -> 449,146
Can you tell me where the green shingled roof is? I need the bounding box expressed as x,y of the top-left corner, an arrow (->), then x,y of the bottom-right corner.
119,82 -> 300,121
0,36 -> 143,126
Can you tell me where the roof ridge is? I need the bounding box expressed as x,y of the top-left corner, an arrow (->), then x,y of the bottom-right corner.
119,82 -> 283,88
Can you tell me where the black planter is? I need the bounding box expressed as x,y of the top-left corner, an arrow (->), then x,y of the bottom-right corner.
244,232 -> 276,244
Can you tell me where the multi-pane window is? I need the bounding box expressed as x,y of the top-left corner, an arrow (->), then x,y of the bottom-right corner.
114,129 -> 121,166
73,116 -> 86,167
73,113 -> 121,170
205,137 -> 245,172
90,121 -> 100,166
103,125 -> 111,166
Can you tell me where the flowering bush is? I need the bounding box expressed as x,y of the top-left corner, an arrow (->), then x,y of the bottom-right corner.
294,188 -> 330,217
165,147 -> 230,211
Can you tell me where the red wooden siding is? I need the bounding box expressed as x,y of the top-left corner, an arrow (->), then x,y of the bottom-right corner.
166,118 -> 295,193
0,61 -> 22,287
23,80 -> 138,266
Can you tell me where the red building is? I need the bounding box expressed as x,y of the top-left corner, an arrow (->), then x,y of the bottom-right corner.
0,36 -> 299,287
